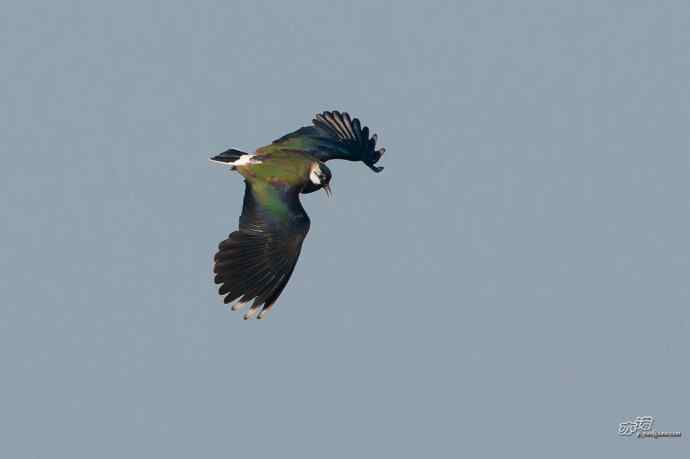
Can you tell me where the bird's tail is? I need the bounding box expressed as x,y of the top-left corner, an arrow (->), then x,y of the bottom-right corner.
209,148 -> 250,164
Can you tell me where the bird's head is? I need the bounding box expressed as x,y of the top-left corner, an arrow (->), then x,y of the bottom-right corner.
308,162 -> 332,196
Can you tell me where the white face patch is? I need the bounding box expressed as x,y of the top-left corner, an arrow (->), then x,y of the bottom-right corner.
309,166 -> 322,185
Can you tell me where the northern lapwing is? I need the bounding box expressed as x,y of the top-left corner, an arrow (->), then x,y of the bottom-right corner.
210,111 -> 386,320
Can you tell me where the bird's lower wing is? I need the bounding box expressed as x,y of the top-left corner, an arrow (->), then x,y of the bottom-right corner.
213,180 -> 310,319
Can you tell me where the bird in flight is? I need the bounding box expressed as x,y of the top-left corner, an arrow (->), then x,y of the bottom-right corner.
210,111 -> 386,320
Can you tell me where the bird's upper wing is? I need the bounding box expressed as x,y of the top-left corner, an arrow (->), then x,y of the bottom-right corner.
213,180 -> 310,319
262,110 -> 386,173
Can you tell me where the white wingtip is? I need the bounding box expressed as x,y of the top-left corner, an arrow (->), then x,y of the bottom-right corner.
231,302 -> 247,312
243,305 -> 260,320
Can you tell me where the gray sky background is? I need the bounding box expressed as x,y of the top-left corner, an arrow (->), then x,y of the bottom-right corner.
2,1 -> 689,457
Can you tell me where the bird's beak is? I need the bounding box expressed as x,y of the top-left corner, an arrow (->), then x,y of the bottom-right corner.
323,183 -> 332,197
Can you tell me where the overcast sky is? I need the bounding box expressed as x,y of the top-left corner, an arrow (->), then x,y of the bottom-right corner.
2,1 -> 688,457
